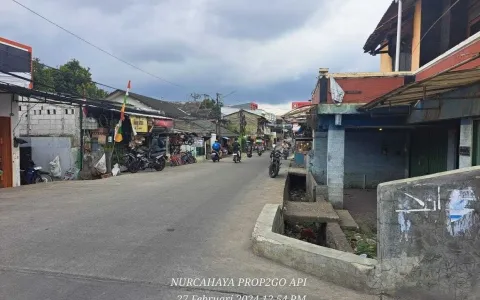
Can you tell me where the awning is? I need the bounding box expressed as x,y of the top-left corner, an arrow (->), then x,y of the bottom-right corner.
282,104 -> 315,119
361,33 -> 480,110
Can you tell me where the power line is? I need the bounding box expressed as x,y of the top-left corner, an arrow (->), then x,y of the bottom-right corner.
411,0 -> 461,55
11,0 -> 185,88
0,47 -> 120,91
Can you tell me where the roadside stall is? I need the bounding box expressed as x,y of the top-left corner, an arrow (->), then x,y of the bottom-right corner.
293,137 -> 312,166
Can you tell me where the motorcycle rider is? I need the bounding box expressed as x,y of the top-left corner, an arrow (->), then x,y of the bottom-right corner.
232,138 -> 241,160
212,140 -> 221,158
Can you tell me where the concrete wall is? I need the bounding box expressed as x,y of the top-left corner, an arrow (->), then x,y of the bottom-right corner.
310,131 -> 328,184
0,94 -> 21,187
20,137 -> 77,177
344,129 -> 408,188
16,97 -> 81,147
377,167 -> 480,298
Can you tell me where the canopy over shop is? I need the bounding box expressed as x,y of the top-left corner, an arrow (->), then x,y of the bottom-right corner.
0,82 -> 173,178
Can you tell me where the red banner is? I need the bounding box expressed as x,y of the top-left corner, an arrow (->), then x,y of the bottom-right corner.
291,101 -> 311,109
154,119 -> 173,128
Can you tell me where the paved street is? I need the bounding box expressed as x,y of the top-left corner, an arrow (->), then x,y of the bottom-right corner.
0,154 -> 376,300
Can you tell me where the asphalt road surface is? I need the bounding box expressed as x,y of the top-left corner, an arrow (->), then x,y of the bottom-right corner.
0,154 -> 376,300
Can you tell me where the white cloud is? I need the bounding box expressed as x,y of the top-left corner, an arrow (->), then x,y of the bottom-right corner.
257,103 -> 293,116
1,0 -> 389,102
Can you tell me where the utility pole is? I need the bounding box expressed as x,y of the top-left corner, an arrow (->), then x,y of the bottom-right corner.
239,109 -> 246,150
394,0 -> 402,71
215,93 -> 221,139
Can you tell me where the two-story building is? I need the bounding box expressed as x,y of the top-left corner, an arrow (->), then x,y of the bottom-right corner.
310,0 -> 480,208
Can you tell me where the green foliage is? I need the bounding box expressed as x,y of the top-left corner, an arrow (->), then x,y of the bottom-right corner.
199,98 -> 215,109
32,58 -> 108,99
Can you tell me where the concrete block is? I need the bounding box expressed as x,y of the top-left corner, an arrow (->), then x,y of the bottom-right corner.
335,209 -> 359,230
252,204 -> 379,294
377,166 -> 480,298
288,167 -> 306,176
326,222 -> 354,253
283,200 -> 339,223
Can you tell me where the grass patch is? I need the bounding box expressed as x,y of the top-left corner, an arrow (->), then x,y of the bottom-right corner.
344,229 -> 377,259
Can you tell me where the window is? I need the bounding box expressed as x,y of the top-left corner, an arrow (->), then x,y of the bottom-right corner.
38,110 -> 42,115
65,109 -> 68,114
71,109 -> 74,114
18,106 -> 22,111
34,110 -> 37,115
47,110 -> 51,115
53,109 -> 56,114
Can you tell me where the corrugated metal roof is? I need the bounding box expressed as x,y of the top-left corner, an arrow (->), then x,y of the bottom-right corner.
363,0 -> 417,54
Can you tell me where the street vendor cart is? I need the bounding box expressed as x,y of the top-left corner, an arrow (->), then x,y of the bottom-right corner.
293,137 -> 312,166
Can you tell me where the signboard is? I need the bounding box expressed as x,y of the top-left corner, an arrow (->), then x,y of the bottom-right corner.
292,101 -> 311,109
130,116 -> 148,133
459,146 -> 470,156
195,139 -> 204,147
154,119 -> 174,128
0,37 -> 32,89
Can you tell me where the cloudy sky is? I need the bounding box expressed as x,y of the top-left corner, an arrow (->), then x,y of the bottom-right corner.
1,0 -> 390,114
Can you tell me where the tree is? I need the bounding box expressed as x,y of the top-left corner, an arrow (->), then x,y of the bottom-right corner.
199,97 -> 215,109
32,58 -> 54,92
32,58 -> 108,99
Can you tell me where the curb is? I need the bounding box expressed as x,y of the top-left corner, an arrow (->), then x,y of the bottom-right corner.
252,204 -> 381,294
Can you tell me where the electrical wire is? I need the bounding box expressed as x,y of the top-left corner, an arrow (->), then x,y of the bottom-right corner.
411,0 -> 462,55
0,47 -> 120,91
11,0 -> 185,88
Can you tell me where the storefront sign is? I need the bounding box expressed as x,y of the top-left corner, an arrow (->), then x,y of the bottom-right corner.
130,116 -> 148,132
154,119 -> 174,128
195,139 -> 204,147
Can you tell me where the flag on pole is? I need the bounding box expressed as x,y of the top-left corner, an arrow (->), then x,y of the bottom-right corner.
120,80 -> 131,121
114,120 -> 123,142
115,80 -> 131,143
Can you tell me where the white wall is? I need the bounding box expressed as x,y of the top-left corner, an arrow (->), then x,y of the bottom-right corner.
17,97 -> 81,146
20,137 -> 76,177
0,94 -> 20,187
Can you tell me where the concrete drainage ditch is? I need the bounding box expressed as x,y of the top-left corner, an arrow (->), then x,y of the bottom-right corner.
252,166 -> 381,294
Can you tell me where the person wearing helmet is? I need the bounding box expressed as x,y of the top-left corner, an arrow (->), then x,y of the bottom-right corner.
232,138 -> 241,161
212,140 -> 221,158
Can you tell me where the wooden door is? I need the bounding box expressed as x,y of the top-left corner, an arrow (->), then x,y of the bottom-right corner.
0,117 -> 13,188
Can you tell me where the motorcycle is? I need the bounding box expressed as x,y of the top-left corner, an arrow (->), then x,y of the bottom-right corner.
124,147 -> 167,173
20,159 -> 53,184
257,146 -> 263,156
246,146 -> 252,158
211,150 -> 220,162
268,149 -> 282,178
233,151 -> 241,163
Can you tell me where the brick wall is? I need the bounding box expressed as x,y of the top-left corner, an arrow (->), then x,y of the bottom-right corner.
17,97 -> 80,146
344,129 -> 408,188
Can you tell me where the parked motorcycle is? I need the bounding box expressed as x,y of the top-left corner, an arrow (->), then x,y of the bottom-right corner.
233,151 -> 241,163
20,159 -> 53,184
211,150 -> 220,162
268,149 -> 282,178
124,147 -> 167,173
